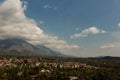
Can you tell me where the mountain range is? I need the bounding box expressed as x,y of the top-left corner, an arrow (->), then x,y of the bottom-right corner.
0,38 -> 63,56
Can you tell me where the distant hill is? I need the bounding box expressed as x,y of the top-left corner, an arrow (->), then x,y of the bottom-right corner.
88,56 -> 120,59
0,38 -> 64,56
98,56 -> 120,59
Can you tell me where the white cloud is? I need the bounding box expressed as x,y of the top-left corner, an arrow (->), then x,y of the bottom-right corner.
100,44 -> 115,49
39,20 -> 44,25
0,0 -> 79,50
100,44 -> 120,49
100,22 -> 120,49
118,23 -> 120,28
56,45 -> 79,49
43,4 -> 57,10
22,1 -> 28,11
71,26 -> 106,38
43,4 -> 51,9
75,28 -> 81,31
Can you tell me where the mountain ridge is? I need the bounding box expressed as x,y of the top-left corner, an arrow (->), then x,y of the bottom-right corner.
0,38 -> 64,56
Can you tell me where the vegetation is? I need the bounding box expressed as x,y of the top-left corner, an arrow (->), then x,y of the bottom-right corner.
0,55 -> 119,80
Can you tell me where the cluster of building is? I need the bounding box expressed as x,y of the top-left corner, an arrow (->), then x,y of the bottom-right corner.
0,56 -> 98,69
0,56 -> 99,80
60,62 -> 98,69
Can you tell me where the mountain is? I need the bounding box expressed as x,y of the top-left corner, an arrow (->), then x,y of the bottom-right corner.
37,45 -> 64,56
0,38 -> 63,56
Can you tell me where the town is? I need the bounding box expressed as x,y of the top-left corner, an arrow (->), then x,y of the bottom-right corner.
0,55 -> 99,80
0,55 -> 119,80
0,56 -> 98,69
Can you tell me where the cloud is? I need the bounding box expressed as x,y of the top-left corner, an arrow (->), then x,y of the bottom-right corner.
71,26 -> 106,38
100,44 -> 120,49
22,1 -> 28,11
39,20 -> 44,25
118,23 -> 120,28
100,22 -> 120,49
56,45 -> 79,49
43,4 -> 57,10
0,0 -> 79,50
43,4 -> 51,9
75,28 -> 81,31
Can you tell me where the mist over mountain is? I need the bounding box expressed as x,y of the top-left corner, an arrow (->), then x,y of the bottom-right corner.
36,45 -> 64,56
0,38 -> 64,56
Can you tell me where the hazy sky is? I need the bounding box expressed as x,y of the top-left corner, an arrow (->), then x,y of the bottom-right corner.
0,0 -> 120,57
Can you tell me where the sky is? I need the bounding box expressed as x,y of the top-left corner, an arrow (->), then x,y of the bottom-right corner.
0,0 -> 120,57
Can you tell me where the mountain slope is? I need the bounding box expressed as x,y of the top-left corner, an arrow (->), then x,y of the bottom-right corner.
37,45 -> 64,56
0,38 -> 64,56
